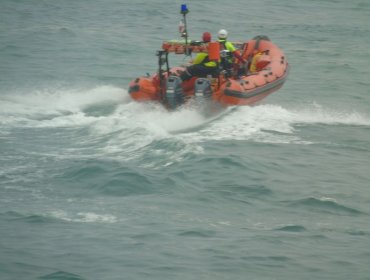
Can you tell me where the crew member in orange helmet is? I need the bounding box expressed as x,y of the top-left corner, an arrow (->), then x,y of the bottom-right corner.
180,32 -> 218,81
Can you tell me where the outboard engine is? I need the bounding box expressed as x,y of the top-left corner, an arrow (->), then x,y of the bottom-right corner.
165,76 -> 184,109
194,78 -> 212,99
192,77 -> 220,115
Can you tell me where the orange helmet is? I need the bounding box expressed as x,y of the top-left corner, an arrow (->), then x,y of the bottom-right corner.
202,32 -> 212,43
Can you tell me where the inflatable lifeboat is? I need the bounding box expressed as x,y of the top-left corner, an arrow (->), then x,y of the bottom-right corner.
129,35 -> 289,110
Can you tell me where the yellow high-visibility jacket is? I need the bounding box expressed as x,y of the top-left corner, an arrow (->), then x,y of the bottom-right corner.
192,52 -> 217,67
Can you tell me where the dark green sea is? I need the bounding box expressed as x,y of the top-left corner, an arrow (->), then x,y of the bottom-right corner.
1,0 -> 370,279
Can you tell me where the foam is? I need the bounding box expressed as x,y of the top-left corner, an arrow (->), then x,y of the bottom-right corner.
2,86 -> 369,147
178,103 -> 370,144
50,210 -> 117,223
178,105 -> 298,144
0,85 -> 128,127
291,103 -> 370,126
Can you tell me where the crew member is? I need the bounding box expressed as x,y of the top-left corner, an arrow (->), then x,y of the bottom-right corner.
217,29 -> 245,63
180,32 -> 218,81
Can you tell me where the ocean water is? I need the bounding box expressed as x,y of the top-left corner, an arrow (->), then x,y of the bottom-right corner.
1,0 -> 370,279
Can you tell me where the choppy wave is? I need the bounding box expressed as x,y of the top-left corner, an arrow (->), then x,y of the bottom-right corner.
49,210 -> 117,223
1,210 -> 117,224
275,224 -> 307,232
39,271 -> 86,280
286,196 -> 365,215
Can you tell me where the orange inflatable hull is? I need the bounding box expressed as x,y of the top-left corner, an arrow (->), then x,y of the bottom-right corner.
129,36 -> 289,108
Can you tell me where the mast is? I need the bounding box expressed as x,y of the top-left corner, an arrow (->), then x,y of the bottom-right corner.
180,4 -> 190,56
